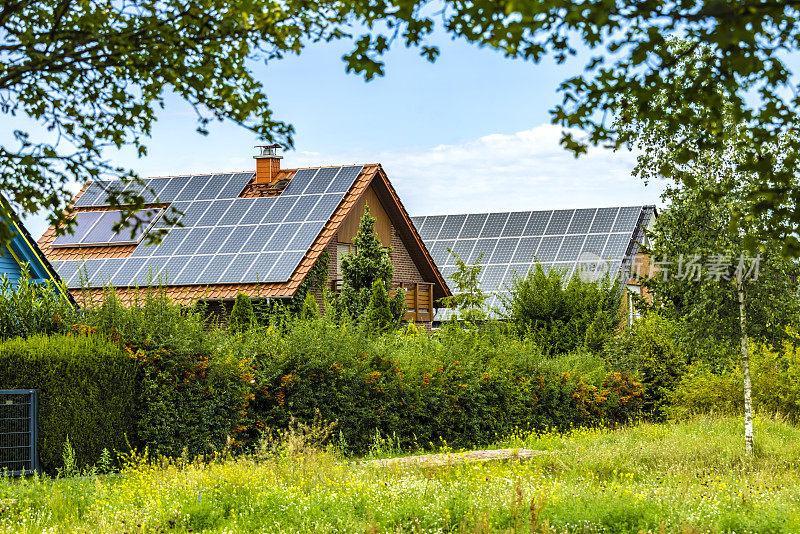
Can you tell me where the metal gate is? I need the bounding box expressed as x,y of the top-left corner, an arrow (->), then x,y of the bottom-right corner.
0,390 -> 38,476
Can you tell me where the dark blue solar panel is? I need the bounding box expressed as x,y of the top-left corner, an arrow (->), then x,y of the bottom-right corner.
418,215 -> 444,240
111,258 -> 148,286
326,166 -> 363,194
522,211 -> 550,236
502,212 -> 531,237
52,211 -> 105,246
196,200 -> 232,227
172,256 -> 214,285
282,169 -> 318,196
603,234 -> 631,259
109,209 -> 161,244
613,206 -> 643,233
218,253 -> 259,284
154,202 -> 190,228
55,261 -> 80,286
235,197 -> 271,225
287,222 -> 321,250
222,198 -> 258,226
196,227 -> 232,255
178,201 -> 212,227
536,236 -> 563,262
285,195 -> 322,223
438,215 -> 467,240
160,256 -> 191,284
218,226 -> 257,254
264,223 -> 300,252
141,177 -> 171,204
263,196 -> 298,224
581,234 -> 608,257
132,259 -> 169,286
480,213 -> 509,238
69,259 -> 106,287
218,173 -> 252,199
590,207 -> 619,233
175,176 -> 210,201
157,178 -> 189,203
174,228 -> 210,256
196,255 -> 235,284
430,241 -> 455,266
196,174 -> 233,200
557,235 -> 586,262
459,214 -> 488,239
449,240 -> 475,265
544,210 -> 574,235
303,167 -> 339,195
265,251 -> 305,281
469,239 -> 497,264
74,181 -> 110,207
489,238 -> 519,264
240,225 -> 277,254
567,209 -> 596,235
247,252 -> 282,282
512,237 -> 541,263
146,227 -> 190,256
481,265 -> 508,291
307,194 -> 342,221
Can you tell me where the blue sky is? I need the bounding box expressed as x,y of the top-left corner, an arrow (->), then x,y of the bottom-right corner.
19,34 -> 665,238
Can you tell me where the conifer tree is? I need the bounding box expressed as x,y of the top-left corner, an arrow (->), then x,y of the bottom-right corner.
366,279 -> 393,334
229,292 -> 255,334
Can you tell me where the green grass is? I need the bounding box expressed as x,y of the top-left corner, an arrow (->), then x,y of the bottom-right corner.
2,415 -> 800,533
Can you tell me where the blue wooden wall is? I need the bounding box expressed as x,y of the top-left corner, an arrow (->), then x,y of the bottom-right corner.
0,242 -> 24,285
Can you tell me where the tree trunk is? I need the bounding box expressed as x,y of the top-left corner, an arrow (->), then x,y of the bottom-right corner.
737,280 -> 754,455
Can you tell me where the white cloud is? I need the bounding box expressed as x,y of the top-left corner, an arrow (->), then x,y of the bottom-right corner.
287,124 -> 665,216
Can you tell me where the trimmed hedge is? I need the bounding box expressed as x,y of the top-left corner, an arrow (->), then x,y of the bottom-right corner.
0,334 -> 138,473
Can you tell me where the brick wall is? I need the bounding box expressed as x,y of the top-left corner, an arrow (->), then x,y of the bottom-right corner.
390,225 -> 424,286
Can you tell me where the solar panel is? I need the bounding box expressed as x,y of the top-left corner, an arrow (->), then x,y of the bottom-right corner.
419,215 -> 445,240
222,198 -> 258,226
264,196 -> 298,224
480,213 -> 509,238
415,207 -> 654,313
172,256 -> 214,285
74,181 -> 110,207
219,226 -> 257,254
54,261 -> 81,285
196,254 -> 235,284
284,195 -> 321,223
282,169 -> 317,196
141,177 -> 172,203
82,212 -> 123,244
219,173 -> 252,198
147,227 -> 191,256
264,223 -> 300,252
52,212 -> 105,246
160,256 -> 191,284
218,253 -> 259,284
174,176 -> 212,201
174,228 -> 210,256
304,167 -> 339,195
248,252 -> 282,282
111,258 -> 149,286
179,201 -> 212,227
196,200 -> 232,227
109,209 -> 162,244
196,174 -> 233,200
154,202 -> 189,228
307,194 -> 342,221
157,178 -> 188,203
266,251 -> 305,281
287,222 -> 320,251
132,259 -> 169,286
196,227 -> 233,255
240,225 -> 277,254
325,166 -> 363,194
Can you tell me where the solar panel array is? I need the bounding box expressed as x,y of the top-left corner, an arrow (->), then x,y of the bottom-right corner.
412,206 -> 654,313
54,166 -> 363,288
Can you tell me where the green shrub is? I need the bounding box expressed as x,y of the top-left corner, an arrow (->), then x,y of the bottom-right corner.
299,291 -> 320,321
668,340 -> 800,421
503,264 -> 620,354
239,318 -> 643,453
605,313 -> 687,419
229,292 -> 255,334
366,279 -> 392,335
0,275 -> 77,341
0,333 -> 138,473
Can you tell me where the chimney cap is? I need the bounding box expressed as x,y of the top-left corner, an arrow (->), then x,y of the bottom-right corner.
254,144 -> 283,159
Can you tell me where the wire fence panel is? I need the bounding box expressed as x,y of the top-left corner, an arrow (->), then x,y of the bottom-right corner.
0,389 -> 38,476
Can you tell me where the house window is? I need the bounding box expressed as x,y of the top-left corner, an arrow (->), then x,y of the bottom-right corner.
336,243 -> 356,274
626,284 -> 642,326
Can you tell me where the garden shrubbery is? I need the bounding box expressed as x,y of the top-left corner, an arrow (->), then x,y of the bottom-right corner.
0,333 -> 138,472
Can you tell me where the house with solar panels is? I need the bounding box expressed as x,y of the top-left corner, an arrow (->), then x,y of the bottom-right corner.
411,206 -> 656,324
0,194 -> 74,304
38,146 -> 451,326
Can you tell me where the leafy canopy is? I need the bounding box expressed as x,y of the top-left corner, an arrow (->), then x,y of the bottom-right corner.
5,1 -> 800,246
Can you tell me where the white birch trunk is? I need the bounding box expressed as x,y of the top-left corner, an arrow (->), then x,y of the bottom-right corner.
737,279 -> 754,455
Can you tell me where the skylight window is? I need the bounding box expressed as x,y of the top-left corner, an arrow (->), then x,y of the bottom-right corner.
52,209 -> 163,248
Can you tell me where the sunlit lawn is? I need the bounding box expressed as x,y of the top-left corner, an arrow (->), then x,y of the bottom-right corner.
2,416 -> 799,533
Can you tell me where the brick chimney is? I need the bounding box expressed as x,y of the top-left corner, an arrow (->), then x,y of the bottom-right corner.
254,144 -> 283,185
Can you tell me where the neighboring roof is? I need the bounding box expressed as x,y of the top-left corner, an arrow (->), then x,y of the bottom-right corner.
0,194 -> 76,305
39,164 -> 451,305
412,205 -> 656,311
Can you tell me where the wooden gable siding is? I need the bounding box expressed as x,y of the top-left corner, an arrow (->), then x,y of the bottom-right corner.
0,246 -> 23,284
337,185 -> 392,246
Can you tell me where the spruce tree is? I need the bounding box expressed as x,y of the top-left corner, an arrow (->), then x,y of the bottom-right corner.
366,279 -> 393,334
229,292 -> 255,334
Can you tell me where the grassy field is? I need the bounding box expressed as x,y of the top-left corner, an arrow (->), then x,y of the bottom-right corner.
1,416 -> 799,533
